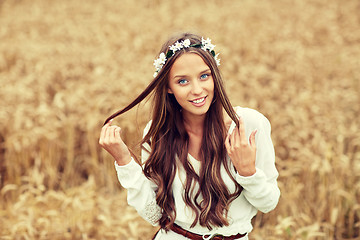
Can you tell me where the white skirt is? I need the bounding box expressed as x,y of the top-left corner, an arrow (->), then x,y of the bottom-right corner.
153,229 -> 249,240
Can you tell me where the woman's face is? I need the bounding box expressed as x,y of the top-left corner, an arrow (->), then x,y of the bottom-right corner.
168,53 -> 214,120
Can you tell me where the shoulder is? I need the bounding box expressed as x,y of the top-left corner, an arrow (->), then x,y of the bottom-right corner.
234,106 -> 271,129
143,120 -> 152,137
234,106 -> 266,119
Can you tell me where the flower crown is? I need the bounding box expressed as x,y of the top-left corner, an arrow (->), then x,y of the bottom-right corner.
153,37 -> 220,77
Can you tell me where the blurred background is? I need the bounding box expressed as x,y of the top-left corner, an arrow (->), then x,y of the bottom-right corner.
0,0 -> 359,239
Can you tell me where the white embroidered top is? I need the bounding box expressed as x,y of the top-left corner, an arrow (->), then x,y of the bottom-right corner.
114,107 -> 280,236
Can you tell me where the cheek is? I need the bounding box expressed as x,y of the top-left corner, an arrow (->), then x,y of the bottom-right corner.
171,87 -> 187,102
175,91 -> 187,102
208,79 -> 215,93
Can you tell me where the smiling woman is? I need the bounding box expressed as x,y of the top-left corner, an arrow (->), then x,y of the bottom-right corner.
167,53 -> 214,119
99,32 -> 280,240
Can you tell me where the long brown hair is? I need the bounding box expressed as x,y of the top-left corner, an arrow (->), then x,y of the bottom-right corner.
104,33 -> 242,230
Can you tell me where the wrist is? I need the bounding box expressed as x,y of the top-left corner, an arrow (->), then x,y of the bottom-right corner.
114,154 -> 132,166
236,166 -> 256,177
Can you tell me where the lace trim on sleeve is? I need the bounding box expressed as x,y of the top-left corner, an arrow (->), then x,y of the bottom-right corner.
141,198 -> 162,226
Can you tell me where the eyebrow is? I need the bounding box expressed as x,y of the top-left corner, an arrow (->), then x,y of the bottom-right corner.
173,68 -> 211,79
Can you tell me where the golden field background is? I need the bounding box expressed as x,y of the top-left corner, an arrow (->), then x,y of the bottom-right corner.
0,0 -> 359,239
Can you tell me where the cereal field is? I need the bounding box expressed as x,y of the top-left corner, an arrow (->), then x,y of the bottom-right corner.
0,0 -> 359,239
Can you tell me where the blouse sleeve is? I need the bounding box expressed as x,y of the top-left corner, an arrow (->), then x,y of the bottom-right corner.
114,121 -> 162,226
234,108 -> 281,213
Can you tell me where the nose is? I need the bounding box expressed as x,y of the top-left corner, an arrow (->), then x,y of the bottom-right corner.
191,79 -> 203,95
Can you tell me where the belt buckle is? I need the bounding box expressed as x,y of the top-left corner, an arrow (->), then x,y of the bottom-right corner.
203,233 -> 224,240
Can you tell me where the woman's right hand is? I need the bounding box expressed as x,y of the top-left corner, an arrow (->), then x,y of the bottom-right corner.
99,119 -> 132,166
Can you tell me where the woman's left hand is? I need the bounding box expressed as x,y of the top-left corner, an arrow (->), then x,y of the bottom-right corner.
225,117 -> 257,177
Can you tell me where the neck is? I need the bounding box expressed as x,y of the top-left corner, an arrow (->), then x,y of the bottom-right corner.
182,112 -> 205,135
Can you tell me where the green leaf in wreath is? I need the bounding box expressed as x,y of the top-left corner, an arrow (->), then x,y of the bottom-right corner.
166,50 -> 174,58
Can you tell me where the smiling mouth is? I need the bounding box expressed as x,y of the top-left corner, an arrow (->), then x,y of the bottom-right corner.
190,96 -> 207,104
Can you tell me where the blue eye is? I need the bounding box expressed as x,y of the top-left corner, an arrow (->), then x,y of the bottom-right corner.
178,79 -> 188,85
200,73 -> 209,80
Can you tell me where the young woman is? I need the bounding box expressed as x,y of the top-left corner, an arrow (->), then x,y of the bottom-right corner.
99,33 -> 280,240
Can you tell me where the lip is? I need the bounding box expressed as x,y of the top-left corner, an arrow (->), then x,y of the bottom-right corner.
189,96 -> 207,107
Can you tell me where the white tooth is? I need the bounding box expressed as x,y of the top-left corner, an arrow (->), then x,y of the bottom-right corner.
193,97 -> 205,104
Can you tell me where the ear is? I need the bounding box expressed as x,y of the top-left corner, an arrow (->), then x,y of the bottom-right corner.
167,88 -> 173,94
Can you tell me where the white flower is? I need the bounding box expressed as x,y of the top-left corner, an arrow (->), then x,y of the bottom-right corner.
153,59 -> 158,68
153,59 -> 161,70
201,37 -> 215,51
208,43 -> 215,51
153,72 -> 158,78
169,44 -> 177,52
153,52 -> 167,71
158,52 -> 166,64
183,39 -> 191,48
174,41 -> 183,50
202,37 -> 211,44
170,41 -> 183,52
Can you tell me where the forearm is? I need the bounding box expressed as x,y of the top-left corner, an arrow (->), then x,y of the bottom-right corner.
236,168 -> 280,213
115,159 -> 162,226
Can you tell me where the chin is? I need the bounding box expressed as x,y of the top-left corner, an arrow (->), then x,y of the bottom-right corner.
193,105 -> 212,116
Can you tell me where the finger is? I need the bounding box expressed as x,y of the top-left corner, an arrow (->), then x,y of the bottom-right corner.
108,119 -> 117,140
100,121 -> 111,144
235,123 -> 241,142
238,117 -> 247,144
249,129 -> 258,148
114,126 -> 122,142
101,119 -> 113,136
230,128 -> 236,150
105,126 -> 117,143
100,125 -> 107,143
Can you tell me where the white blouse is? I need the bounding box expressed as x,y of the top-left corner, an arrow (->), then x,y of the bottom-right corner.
114,107 -> 280,237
